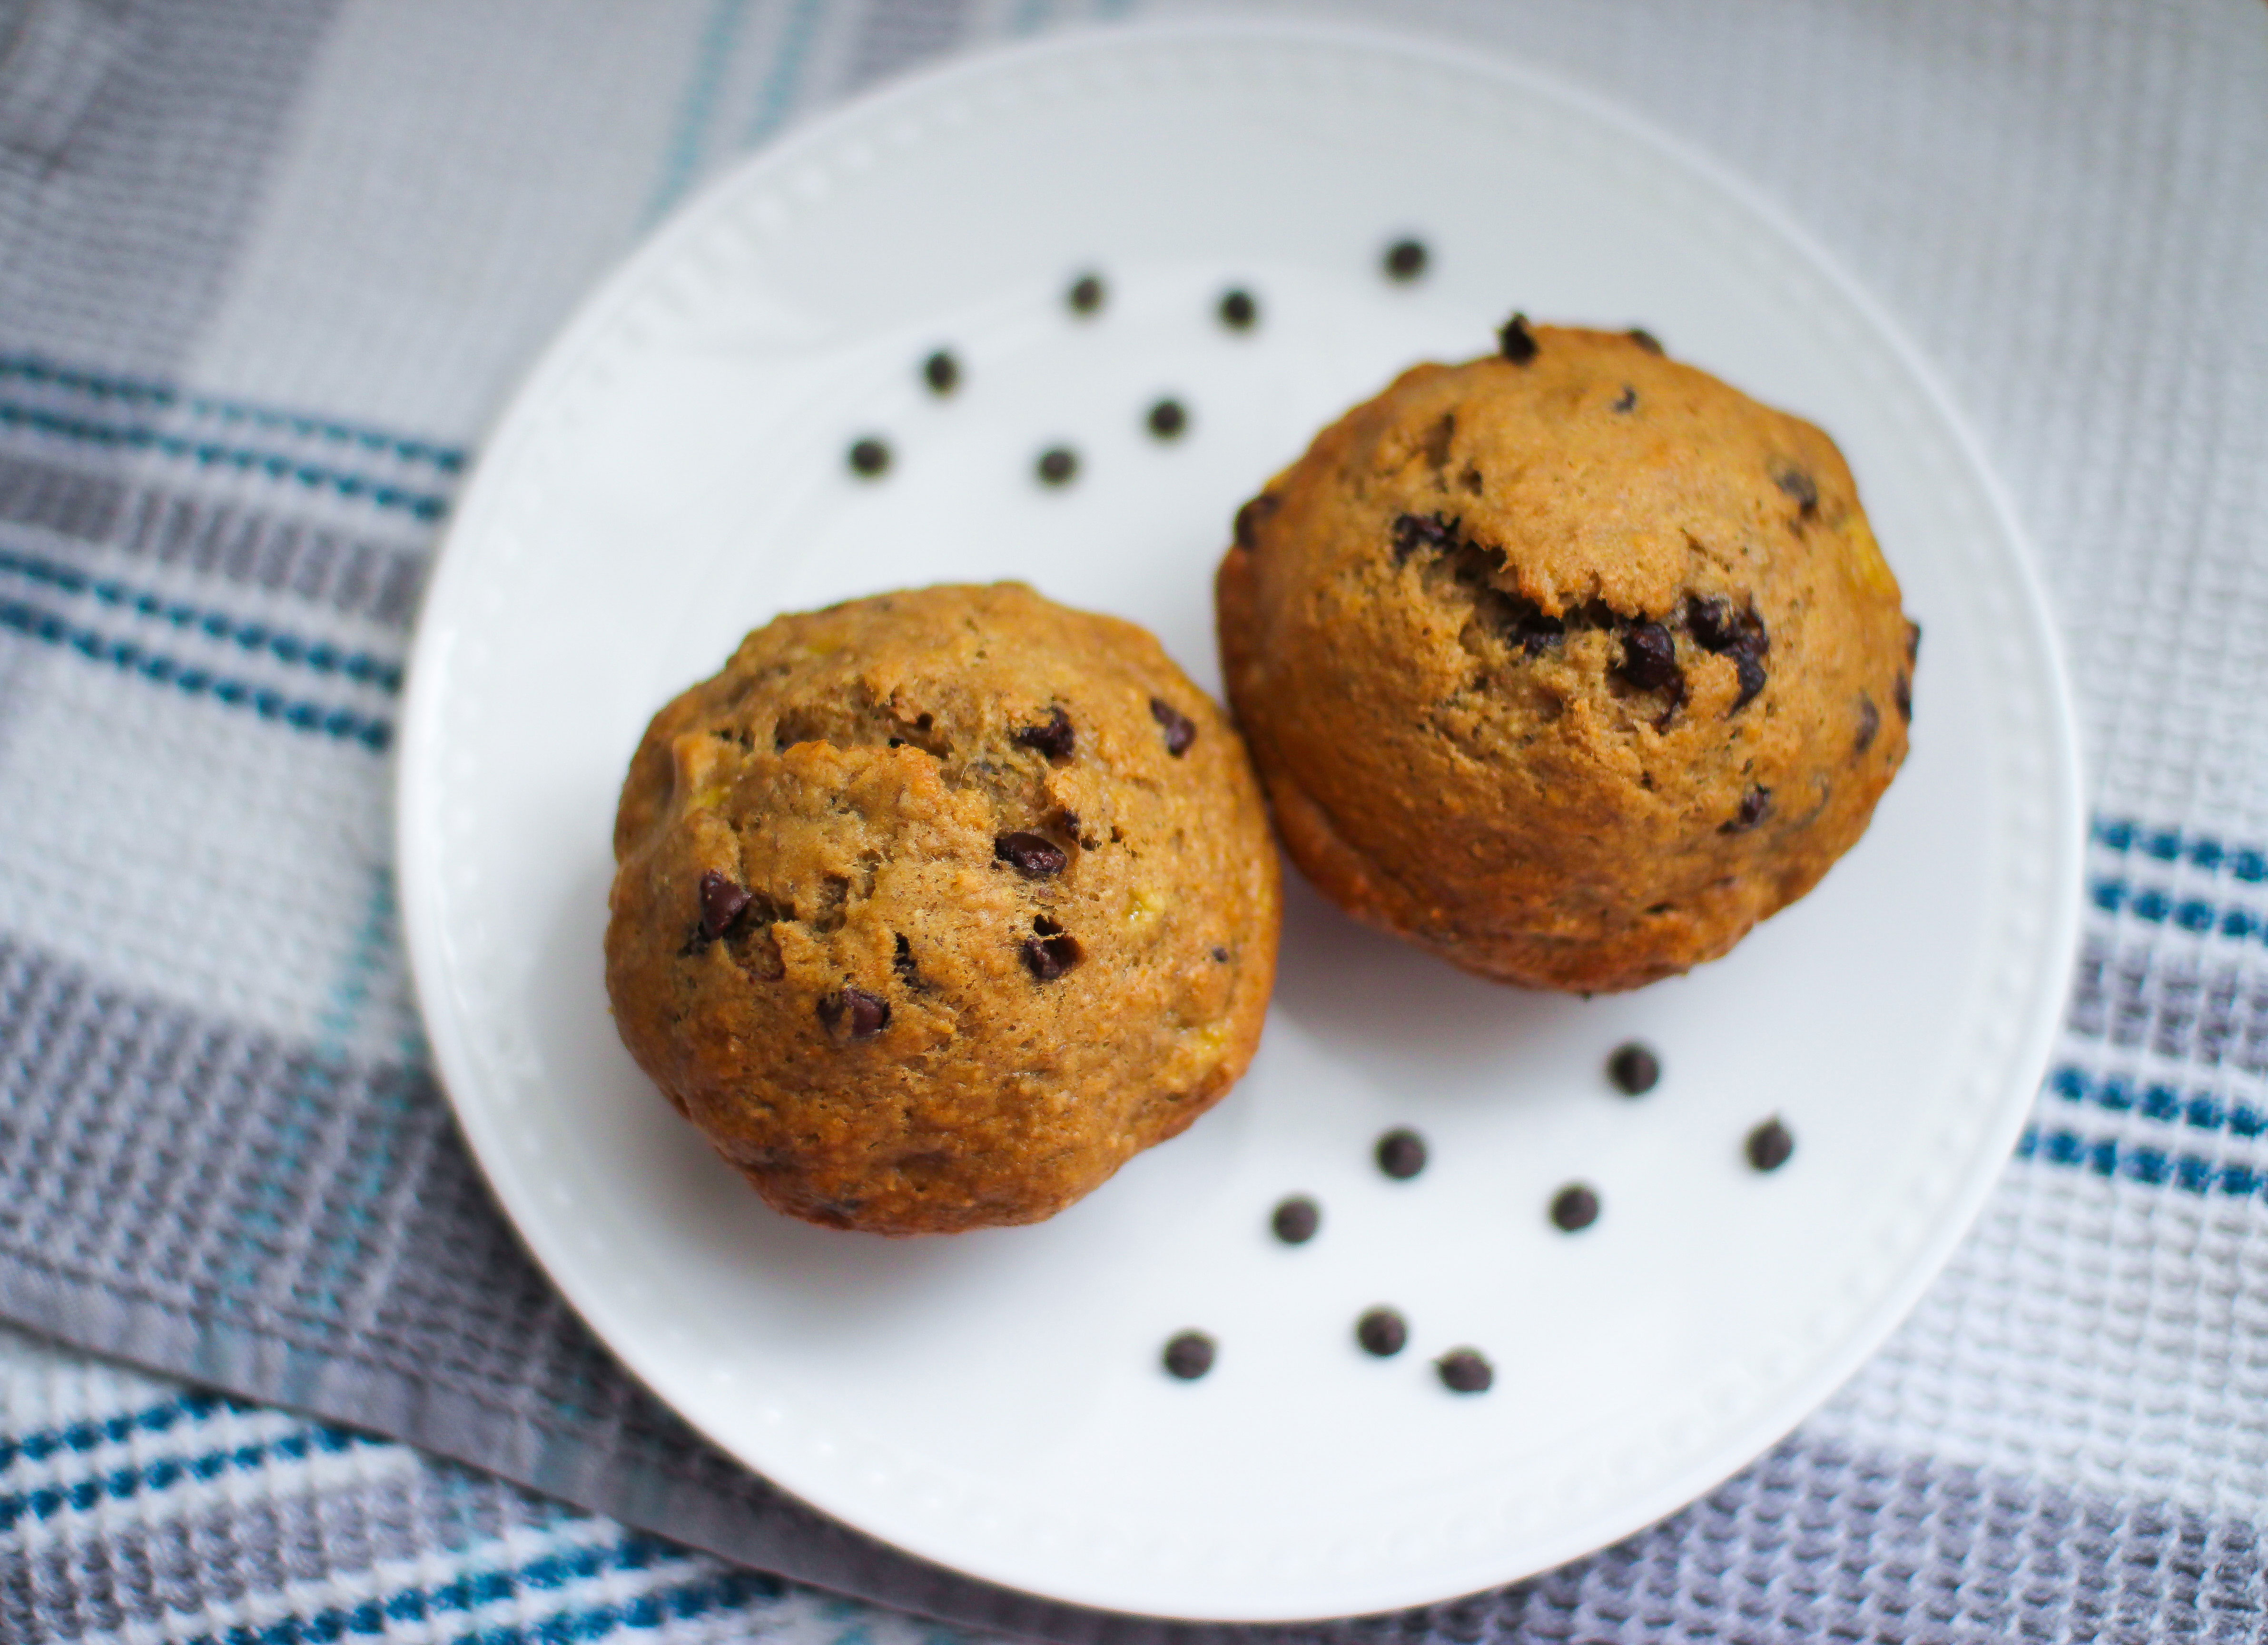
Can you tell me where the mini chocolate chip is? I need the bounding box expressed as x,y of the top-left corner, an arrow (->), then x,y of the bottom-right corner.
1437,1349 -> 1493,1393
1627,327 -> 1664,355
1498,311 -> 1538,363
1271,1196 -> 1320,1245
1147,397 -> 1187,439
1032,914 -> 1063,936
1021,932 -> 1083,981
1013,705 -> 1075,760
1067,273 -> 1105,315
1218,288 -> 1257,329
892,933 -> 917,980
1732,652 -> 1768,711
1162,1331 -> 1214,1380
1233,493 -> 1279,550
1150,697 -> 1196,756
1686,595 -> 1770,657
1720,786 -> 1773,834
1211,945 -> 1229,962
1550,1183 -> 1600,1232
1905,620 -> 1923,663
1685,596 -> 1734,652
1391,510 -> 1460,563
1774,466 -> 1819,515
1855,693 -> 1881,754
1036,446 -> 1078,486
922,350 -> 959,394
847,437 -> 890,477
1384,238 -> 1429,280
1616,622 -> 1682,694
1684,595 -> 1769,712
1746,1117 -> 1796,1172
817,987 -> 890,1042
697,870 -> 753,941
995,831 -> 1067,878
1357,1307 -> 1408,1358
1375,1128 -> 1427,1180
1607,1041 -> 1660,1095
1894,671 -> 1912,723
1610,386 -> 1637,414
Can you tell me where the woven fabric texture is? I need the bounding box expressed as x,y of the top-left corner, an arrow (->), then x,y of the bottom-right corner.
0,0 -> 2264,1641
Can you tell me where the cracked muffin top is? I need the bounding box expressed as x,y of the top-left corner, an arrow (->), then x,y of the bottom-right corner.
604,582 -> 1280,1236
1216,320 -> 1913,993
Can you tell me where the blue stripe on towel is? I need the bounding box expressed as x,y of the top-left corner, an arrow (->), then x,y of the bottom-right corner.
0,352 -> 465,472
0,594 -> 393,751
0,1422 -> 385,1531
0,542 -> 403,691
172,1538 -> 786,1645
2047,1065 -> 2268,1139
0,400 -> 451,522
2018,1125 -> 2266,1198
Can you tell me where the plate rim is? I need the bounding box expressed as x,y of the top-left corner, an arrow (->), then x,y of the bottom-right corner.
394,14 -> 2086,1622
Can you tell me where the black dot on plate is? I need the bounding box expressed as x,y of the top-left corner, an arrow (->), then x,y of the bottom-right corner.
1147,397 -> 1187,439
1035,446 -> 1078,486
922,350 -> 959,395
1218,288 -> 1258,330
1067,273 -> 1105,315
1384,238 -> 1428,281
1607,1041 -> 1660,1096
1356,1307 -> 1408,1358
1162,1330 -> 1214,1380
1437,1349 -> 1493,1394
1551,1182 -> 1601,1232
1375,1128 -> 1427,1180
1746,1117 -> 1796,1172
847,437 -> 890,478
1271,1195 -> 1319,1245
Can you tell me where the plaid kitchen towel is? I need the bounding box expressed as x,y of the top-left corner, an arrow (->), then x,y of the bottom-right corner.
1,0 -> 2265,1641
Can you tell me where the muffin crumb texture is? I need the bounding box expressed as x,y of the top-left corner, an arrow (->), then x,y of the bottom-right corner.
1216,324 -> 1913,992
605,583 -> 1280,1235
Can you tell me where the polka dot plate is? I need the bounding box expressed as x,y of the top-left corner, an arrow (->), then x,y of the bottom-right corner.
395,20 -> 2083,1623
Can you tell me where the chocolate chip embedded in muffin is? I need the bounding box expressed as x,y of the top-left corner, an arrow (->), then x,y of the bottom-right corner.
995,832 -> 1066,878
1150,697 -> 1196,756
604,583 -> 1281,1236
1214,324 -> 1914,992
1013,705 -> 1075,760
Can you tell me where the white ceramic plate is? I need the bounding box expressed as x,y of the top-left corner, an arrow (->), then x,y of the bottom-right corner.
396,21 -> 2082,1623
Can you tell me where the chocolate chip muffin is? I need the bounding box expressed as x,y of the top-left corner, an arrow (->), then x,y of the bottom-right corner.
605,583 -> 1280,1235
1216,320 -> 1913,993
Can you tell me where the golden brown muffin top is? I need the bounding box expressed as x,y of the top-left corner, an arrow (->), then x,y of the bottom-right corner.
606,582 -> 1280,1234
